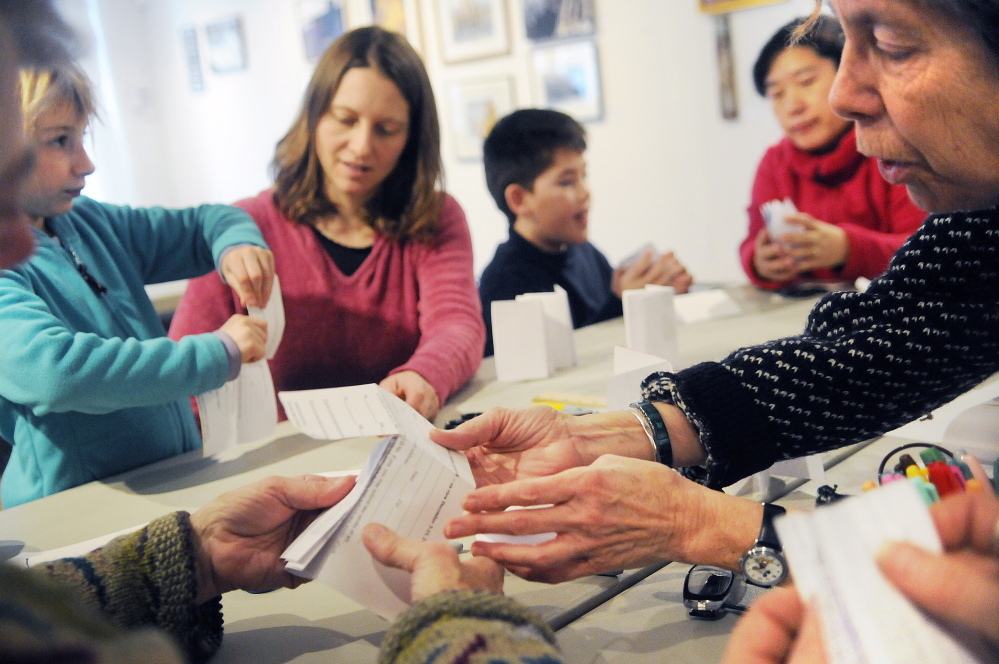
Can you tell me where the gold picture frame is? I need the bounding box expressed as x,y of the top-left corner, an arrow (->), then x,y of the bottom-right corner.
699,0 -> 787,15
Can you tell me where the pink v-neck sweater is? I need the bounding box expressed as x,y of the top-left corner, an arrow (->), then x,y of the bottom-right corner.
169,190 -> 484,418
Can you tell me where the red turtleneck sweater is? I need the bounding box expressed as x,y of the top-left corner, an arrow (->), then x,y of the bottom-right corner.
740,127 -> 927,288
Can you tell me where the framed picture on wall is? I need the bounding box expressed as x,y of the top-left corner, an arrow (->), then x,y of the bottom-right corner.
446,76 -> 515,160
698,0 -> 787,15
370,0 -> 423,53
298,0 -> 347,61
523,0 -> 596,42
205,16 -> 247,73
531,39 -> 602,122
179,25 -> 204,92
436,0 -> 510,63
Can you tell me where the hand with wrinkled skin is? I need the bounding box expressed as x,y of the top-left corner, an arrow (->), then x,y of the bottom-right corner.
443,454 -> 761,583
190,474 -> 356,604
380,370 -> 440,419
220,245 -> 275,308
362,523 -> 504,602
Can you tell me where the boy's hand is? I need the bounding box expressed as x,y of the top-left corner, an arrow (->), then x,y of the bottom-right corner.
219,314 -> 267,363
612,249 -> 693,297
221,246 -> 275,308
778,213 -> 849,273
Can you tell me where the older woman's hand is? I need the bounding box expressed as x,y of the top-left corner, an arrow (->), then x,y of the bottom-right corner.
220,245 -> 275,308
443,455 -> 762,582
363,523 -> 504,602
380,370 -> 440,420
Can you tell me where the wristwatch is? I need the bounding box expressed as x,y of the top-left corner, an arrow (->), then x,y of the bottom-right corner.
739,503 -> 788,588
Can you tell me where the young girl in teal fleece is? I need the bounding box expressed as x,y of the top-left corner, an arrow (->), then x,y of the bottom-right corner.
0,65 -> 274,507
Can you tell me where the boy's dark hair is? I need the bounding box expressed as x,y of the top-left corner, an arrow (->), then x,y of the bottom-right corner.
484,108 -> 586,223
752,15 -> 844,97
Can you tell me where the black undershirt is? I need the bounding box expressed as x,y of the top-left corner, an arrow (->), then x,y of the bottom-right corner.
311,226 -> 372,276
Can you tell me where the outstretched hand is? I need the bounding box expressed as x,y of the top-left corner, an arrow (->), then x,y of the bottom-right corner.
363,523 -> 504,603
190,474 -> 356,603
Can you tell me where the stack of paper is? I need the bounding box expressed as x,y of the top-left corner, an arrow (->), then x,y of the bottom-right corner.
760,198 -> 800,238
492,285 -> 577,381
196,275 -> 285,455
776,481 -> 990,664
278,384 -> 475,620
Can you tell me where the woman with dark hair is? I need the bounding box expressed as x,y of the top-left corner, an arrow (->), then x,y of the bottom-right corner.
171,27 -> 485,420
740,15 -> 925,290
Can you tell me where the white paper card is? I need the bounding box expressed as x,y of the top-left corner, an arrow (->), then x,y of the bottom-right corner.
761,198 -> 800,238
606,346 -> 673,411
623,285 -> 679,366
247,273 -> 285,359
617,242 -> 659,270
196,359 -> 278,455
673,289 -> 742,324
776,481 -> 989,664
491,299 -> 552,381
516,286 -> 577,370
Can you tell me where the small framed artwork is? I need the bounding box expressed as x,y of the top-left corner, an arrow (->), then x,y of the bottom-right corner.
446,76 -> 515,160
179,25 -> 204,92
436,0 -> 510,64
698,0 -> 787,15
205,16 -> 247,74
370,0 -> 423,53
531,39 -> 602,122
298,0 -> 347,62
523,0 -> 596,42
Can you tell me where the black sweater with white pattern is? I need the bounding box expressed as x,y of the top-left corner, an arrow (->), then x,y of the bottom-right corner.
642,209 -> 999,488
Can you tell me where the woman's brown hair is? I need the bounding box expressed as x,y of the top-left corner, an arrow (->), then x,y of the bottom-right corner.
272,27 -> 442,242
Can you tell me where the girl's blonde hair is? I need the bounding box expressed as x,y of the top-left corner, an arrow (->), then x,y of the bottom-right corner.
19,64 -> 96,135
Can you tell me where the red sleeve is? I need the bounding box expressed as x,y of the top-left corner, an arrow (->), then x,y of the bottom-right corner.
391,194 -> 485,402
741,146 -> 790,289
836,177 -> 927,280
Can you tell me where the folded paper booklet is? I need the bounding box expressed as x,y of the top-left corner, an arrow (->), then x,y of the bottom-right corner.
278,384 -> 475,621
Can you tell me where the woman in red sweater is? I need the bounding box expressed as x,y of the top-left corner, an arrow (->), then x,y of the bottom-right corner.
170,27 -> 484,420
740,16 -> 925,290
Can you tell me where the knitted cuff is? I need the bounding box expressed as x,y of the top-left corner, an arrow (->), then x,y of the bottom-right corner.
378,590 -> 556,664
642,362 -> 777,488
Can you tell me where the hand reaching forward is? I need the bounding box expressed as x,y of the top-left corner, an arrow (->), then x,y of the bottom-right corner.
190,474 -> 356,604
380,370 -> 440,420
220,245 -> 275,308
363,523 -> 504,603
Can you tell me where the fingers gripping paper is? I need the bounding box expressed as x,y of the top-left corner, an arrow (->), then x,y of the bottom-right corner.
278,384 -> 475,621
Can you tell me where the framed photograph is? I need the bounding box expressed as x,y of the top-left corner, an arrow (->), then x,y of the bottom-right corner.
436,0 -> 510,63
370,0 -> 423,53
179,25 -> 204,92
205,16 -> 247,74
531,39 -> 602,122
699,0 -> 787,15
298,0 -> 347,62
446,76 -> 515,160
523,0 -> 596,42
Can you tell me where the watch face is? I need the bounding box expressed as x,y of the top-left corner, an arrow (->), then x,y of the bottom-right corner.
741,547 -> 787,587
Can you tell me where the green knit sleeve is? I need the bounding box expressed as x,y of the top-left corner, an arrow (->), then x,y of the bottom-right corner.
39,512 -> 224,662
378,590 -> 563,664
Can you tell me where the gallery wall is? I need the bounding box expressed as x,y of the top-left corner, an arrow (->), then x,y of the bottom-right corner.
60,0 -> 822,283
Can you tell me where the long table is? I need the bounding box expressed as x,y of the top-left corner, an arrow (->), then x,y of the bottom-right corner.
0,285 -> 826,663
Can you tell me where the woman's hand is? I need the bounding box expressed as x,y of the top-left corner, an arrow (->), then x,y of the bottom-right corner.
753,228 -> 798,282
218,314 -> 268,363
443,454 -> 762,582
220,245 -> 275,308
721,586 -> 827,664
190,474 -> 356,604
362,523 -> 504,603
779,213 -> 849,272
877,492 -> 999,648
380,370 -> 440,419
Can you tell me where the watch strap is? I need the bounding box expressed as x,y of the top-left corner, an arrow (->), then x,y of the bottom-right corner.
758,503 -> 786,551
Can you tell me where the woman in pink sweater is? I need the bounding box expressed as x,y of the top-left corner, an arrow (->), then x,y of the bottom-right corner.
740,16 -> 925,290
170,27 -> 484,420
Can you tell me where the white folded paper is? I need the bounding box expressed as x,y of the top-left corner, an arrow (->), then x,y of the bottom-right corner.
278,384 -> 475,621
673,289 -> 741,324
776,481 -> 990,664
622,284 -> 679,366
617,241 -> 659,270
760,198 -> 800,238
606,346 -> 673,411
247,273 -> 285,359
491,295 -> 560,382
516,286 -> 577,370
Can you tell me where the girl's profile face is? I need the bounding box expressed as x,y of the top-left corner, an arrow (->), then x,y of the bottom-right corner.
19,100 -> 94,222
